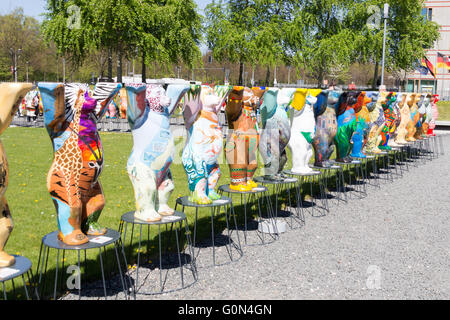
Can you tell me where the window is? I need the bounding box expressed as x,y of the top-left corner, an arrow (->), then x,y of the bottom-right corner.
421,7 -> 432,21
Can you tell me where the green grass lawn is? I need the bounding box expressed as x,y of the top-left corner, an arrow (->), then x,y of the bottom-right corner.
437,101 -> 450,121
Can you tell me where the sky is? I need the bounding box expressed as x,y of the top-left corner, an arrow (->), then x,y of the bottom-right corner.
0,0 -> 213,21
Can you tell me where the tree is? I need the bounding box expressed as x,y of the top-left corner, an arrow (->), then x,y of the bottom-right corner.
284,0 -> 362,87
204,0 -> 295,86
345,0 -> 440,89
0,8 -> 58,82
42,0 -> 203,82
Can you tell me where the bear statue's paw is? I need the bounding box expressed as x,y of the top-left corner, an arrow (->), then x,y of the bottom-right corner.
58,230 -> 89,246
388,140 -> 402,148
291,167 -> 314,174
350,152 -> 367,159
394,138 -> 408,145
313,161 -> 332,168
208,190 -> 221,201
86,222 -> 107,236
246,180 -> 258,189
135,210 -> 162,223
264,174 -> 284,182
229,184 -> 253,192
0,251 -> 16,267
158,205 -> 175,217
193,192 -> 213,205
336,157 -> 352,164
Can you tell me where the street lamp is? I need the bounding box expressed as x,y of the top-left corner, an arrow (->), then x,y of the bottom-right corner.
380,3 -> 389,88
26,61 -> 29,82
10,48 -> 22,82
273,65 -> 278,86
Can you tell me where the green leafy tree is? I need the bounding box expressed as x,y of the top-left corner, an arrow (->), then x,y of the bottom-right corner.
0,8 -> 56,82
205,0 -> 295,86
346,0 -> 440,88
284,0 -> 361,87
42,0 -> 202,82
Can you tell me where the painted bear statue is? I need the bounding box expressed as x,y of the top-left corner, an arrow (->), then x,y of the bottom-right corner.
125,82 -> 190,222
288,88 -> 322,173
182,85 -> 231,204
38,82 -> 122,245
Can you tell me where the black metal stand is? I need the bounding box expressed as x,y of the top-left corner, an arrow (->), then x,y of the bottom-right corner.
331,160 -> 367,199
174,196 -> 243,268
36,228 -> 131,300
1,255 -> 36,300
254,176 -> 304,230
118,211 -> 197,295
284,170 -> 329,217
387,147 -> 403,179
218,184 -> 279,246
353,155 -> 379,189
311,165 -> 347,206
369,151 -> 393,182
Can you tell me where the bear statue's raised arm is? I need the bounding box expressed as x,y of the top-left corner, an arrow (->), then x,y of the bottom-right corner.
183,85 -> 203,132
92,82 -> 123,120
124,83 -> 147,130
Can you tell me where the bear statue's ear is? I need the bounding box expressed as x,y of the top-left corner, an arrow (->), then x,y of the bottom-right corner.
251,86 -> 267,100
225,87 -> 244,125
313,91 -> 328,117
307,89 -> 322,98
291,88 -> 308,111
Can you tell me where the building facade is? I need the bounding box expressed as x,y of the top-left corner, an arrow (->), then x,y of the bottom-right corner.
407,0 -> 450,100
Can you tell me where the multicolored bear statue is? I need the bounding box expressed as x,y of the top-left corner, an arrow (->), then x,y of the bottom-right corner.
312,90 -> 340,167
182,85 -> 231,204
259,88 -> 294,180
334,91 -> 359,162
39,82 -> 122,245
125,82 -> 190,223
350,91 -> 372,158
288,88 -> 322,173
225,86 -> 267,191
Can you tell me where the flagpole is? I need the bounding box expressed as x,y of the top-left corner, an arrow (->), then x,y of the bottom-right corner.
441,56 -> 445,98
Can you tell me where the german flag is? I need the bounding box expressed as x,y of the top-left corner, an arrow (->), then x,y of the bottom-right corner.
421,57 -> 436,78
445,55 -> 450,71
437,52 -> 445,69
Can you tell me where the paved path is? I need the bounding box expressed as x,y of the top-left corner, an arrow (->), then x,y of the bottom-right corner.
62,134 -> 450,300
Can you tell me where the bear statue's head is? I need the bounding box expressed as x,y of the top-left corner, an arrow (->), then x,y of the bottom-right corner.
327,90 -> 342,108
305,89 -> 322,108
351,91 -> 368,114
200,85 -> 220,113
242,87 -> 260,113
366,91 -> 379,112
313,90 -> 329,117
146,84 -> 171,113
277,88 -> 297,111
397,92 -> 406,108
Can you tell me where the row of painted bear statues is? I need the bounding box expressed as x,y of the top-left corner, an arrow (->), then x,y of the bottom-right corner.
0,82 -> 439,266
